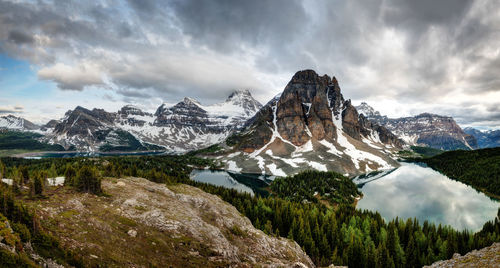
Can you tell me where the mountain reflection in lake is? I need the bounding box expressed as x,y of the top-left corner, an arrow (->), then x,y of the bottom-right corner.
189,169 -> 273,196
354,162 -> 499,231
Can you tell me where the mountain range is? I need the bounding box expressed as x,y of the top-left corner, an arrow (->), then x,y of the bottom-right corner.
1,69 -> 498,176
463,127 -> 500,148
0,90 -> 262,152
356,102 -> 477,150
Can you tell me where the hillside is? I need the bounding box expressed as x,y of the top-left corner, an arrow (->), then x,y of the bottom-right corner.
422,147 -> 500,197
1,155 -> 500,267
426,243 -> 500,267
26,177 -> 313,267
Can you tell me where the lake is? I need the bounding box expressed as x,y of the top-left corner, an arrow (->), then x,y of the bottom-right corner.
189,169 -> 274,196
354,162 -> 499,231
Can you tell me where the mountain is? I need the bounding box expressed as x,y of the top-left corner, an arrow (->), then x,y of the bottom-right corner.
43,90 -> 262,152
464,127 -> 500,148
220,70 -> 403,176
356,102 -> 476,150
0,115 -> 39,130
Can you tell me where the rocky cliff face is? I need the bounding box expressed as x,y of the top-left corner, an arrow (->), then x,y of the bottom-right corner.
43,90 -> 262,151
221,70 -> 403,176
30,177 -> 314,267
464,127 -> 500,148
356,102 -> 477,150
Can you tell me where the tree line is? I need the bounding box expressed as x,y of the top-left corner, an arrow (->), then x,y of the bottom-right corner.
0,154 -> 499,267
422,147 -> 500,197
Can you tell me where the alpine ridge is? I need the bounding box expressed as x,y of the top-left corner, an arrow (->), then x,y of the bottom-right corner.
38,90 -> 262,152
356,102 -> 477,150
219,70 -> 403,176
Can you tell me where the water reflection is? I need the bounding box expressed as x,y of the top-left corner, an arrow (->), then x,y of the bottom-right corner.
190,169 -> 255,195
355,162 -> 499,231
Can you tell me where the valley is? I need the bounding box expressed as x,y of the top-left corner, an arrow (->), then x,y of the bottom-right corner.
1,70 -> 499,267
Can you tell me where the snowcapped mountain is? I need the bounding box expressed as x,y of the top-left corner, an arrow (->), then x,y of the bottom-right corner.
355,102 -> 476,150
219,70 -> 403,176
0,115 -> 39,130
43,90 -> 262,151
464,127 -> 500,148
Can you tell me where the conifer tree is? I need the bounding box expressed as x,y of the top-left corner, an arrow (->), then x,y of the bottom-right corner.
75,166 -> 102,194
63,165 -> 77,187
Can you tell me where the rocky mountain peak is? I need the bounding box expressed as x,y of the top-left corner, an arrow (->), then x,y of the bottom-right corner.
0,115 -> 39,130
226,89 -> 252,100
356,104 -> 477,150
118,105 -> 149,117
356,102 -> 381,118
289,69 -> 331,87
224,89 -> 263,117
223,70 -> 403,176
182,97 -> 202,106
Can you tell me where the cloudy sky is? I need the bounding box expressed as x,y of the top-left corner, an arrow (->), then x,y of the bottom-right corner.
0,0 -> 499,129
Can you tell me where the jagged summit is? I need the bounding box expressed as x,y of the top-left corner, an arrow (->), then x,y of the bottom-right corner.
41,90 -> 262,152
226,89 -> 252,99
0,114 -> 39,130
221,70 -> 403,176
356,102 -> 381,118
355,103 -> 476,150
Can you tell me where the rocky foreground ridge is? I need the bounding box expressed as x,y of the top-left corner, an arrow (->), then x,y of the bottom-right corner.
425,242 -> 500,268
31,177 -> 313,267
219,70 -> 403,176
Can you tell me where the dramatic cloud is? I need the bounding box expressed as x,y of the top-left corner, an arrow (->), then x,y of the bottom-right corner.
0,105 -> 23,114
0,0 -> 500,127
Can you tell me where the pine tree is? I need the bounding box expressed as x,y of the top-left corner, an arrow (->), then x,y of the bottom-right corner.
64,165 -> 77,187
32,173 -> 43,196
75,166 -> 102,194
0,159 -> 5,180
19,166 -> 29,185
406,234 -> 418,268
48,163 -> 57,179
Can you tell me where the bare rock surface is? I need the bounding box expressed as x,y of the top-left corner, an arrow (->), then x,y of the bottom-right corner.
222,70 -> 403,176
425,243 -> 500,268
32,177 -> 314,267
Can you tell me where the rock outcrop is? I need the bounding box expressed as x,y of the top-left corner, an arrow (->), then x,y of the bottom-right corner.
221,70 -> 403,176
32,177 -> 314,267
425,243 -> 500,268
356,102 -> 477,150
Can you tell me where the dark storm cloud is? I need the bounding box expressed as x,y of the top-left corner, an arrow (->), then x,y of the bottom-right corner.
169,0 -> 307,54
0,0 -> 499,127
7,30 -> 34,44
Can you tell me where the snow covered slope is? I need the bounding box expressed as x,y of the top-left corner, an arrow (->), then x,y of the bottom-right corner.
0,115 -> 39,130
218,70 -> 403,176
356,102 -> 477,150
44,90 -> 262,151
